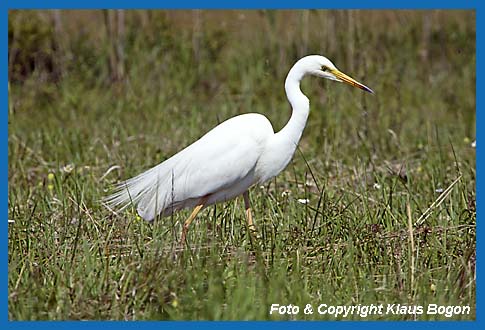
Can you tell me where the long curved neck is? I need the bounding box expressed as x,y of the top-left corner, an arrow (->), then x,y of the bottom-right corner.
276,64 -> 310,147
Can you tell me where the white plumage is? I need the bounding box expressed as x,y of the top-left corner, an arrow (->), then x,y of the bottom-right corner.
105,55 -> 373,228
107,114 -> 273,220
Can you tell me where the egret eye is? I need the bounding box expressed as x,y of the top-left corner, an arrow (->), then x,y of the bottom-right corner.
321,66 -> 328,72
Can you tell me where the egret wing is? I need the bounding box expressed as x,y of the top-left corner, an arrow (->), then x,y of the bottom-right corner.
106,114 -> 272,221
177,131 -> 263,198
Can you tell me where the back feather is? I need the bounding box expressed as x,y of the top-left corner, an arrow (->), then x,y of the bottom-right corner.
104,155 -> 184,221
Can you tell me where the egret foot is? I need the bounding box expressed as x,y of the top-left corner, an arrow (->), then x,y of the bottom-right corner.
246,209 -> 257,231
243,192 -> 255,225
180,203 -> 204,250
243,191 -> 260,239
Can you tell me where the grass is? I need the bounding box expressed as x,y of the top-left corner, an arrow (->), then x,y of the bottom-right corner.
8,10 -> 475,320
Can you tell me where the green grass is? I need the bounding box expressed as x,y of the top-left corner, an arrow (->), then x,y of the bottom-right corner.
8,10 -> 475,320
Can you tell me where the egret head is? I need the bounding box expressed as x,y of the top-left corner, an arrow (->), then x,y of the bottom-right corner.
300,55 -> 374,94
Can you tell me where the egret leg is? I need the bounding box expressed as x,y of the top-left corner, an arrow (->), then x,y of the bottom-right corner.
180,203 -> 204,247
243,191 -> 256,232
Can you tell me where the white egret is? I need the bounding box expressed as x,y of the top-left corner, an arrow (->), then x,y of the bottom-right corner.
106,55 -> 373,244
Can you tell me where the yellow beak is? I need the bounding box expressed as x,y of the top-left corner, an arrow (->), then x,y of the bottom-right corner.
331,69 -> 374,94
